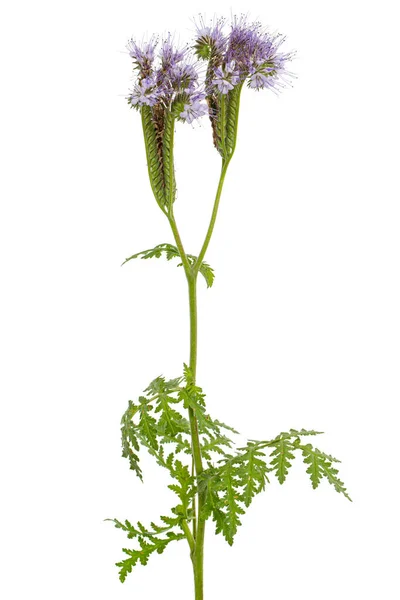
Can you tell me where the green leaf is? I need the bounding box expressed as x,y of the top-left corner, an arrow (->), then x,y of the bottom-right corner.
137,396 -> 158,451
301,444 -> 352,501
236,443 -> 270,507
197,260 -> 215,288
116,532 -> 185,582
200,443 -> 269,545
270,438 -> 296,484
279,429 -> 324,440
107,509 -> 187,582
200,433 -> 233,460
120,400 -> 142,481
167,458 -> 195,516
122,243 -> 215,288
121,243 -> 180,265
146,375 -> 189,438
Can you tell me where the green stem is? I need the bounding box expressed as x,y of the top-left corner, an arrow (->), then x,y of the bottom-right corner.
181,520 -> 195,555
194,159 -> 231,275
187,274 -> 205,600
165,143 -> 233,600
168,212 -> 192,277
189,159 -> 232,600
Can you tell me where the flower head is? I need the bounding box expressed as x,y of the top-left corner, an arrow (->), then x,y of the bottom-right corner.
195,14 -> 295,95
126,34 -> 208,124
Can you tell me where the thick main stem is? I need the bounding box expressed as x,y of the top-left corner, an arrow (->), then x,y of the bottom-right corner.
187,275 -> 206,600
190,159 -> 231,600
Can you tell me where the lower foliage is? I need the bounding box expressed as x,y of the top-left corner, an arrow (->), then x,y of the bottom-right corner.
108,366 -> 351,582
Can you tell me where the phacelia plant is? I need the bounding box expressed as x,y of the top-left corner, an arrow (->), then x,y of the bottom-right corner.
108,14 -> 350,600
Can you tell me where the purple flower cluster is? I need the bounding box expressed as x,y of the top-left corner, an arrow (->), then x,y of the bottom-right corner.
126,34 -> 208,124
194,15 -> 294,94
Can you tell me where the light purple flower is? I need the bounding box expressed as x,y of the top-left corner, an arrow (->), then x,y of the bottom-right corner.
212,60 -> 241,94
180,93 -> 208,123
129,75 -> 161,107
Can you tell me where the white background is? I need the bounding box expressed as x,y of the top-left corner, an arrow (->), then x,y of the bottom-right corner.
1,1 -> 399,598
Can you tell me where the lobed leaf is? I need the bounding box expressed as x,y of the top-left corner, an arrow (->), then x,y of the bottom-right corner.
122,243 -> 215,287
270,438 -> 296,484
301,444 -> 352,501
120,400 -> 142,481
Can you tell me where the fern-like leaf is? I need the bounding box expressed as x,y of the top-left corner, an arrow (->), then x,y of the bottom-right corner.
167,458 -> 195,517
122,243 -> 215,288
116,532 -> 185,582
197,260 -> 215,288
145,376 -> 189,438
120,400 -> 142,481
200,443 -> 269,544
137,396 -> 158,450
270,438 -> 296,484
301,444 -> 352,501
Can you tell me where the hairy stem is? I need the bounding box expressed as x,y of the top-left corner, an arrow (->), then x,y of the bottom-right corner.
166,154 -> 232,600
194,158 -> 231,275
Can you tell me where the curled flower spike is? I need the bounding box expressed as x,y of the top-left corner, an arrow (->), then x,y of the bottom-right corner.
160,33 -> 188,69
191,14 -> 295,156
127,35 -> 158,77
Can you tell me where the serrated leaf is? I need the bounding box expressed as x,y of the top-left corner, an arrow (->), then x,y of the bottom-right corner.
108,509 -> 186,582
270,438 -> 296,484
301,444 -> 352,501
122,243 -> 215,288
137,397 -> 158,450
200,442 -> 269,545
198,260 -> 215,288
120,400 -> 142,480
167,458 -> 195,515
116,532 -> 185,582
